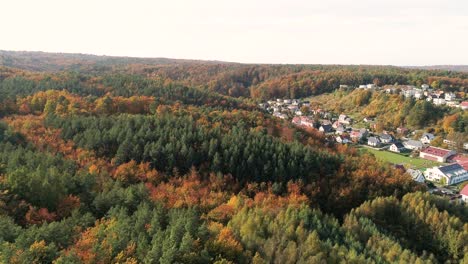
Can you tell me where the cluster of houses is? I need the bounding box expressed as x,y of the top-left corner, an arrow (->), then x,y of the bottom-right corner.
261,84 -> 468,189
259,98 -> 310,120
424,163 -> 468,186
294,113 -> 468,187
386,84 -> 468,109
339,84 -> 379,90
291,114 -> 359,144
260,83 -> 467,123
365,132 -> 434,152
362,131 -> 468,186
341,83 -> 467,109
416,146 -> 468,185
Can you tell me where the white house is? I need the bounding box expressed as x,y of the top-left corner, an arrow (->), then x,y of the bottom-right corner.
338,114 -> 352,125
433,98 -> 446,105
403,140 -> 424,150
444,92 -> 456,101
336,135 -> 350,144
367,137 -> 381,147
380,134 -> 394,144
407,169 -> 425,183
390,142 -> 406,153
366,84 -> 376,89
419,146 -> 456,163
424,164 -> 468,185
335,125 -> 346,135
420,133 -> 435,144
414,90 -> 424,100
421,84 -> 430,90
403,89 -> 416,98
359,85 -> 367,89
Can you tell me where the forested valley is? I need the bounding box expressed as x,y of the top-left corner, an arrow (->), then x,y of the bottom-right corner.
0,51 -> 466,263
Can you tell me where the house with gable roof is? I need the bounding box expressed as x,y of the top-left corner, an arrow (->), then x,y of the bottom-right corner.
420,133 -> 435,144
403,140 -> 424,150
424,164 -> 468,185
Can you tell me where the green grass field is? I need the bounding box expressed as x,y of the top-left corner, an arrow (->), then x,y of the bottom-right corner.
360,147 -> 441,170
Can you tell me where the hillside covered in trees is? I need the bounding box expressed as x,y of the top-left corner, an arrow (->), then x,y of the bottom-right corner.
0,51 -> 466,263
1,50 -> 467,100
308,88 -> 467,147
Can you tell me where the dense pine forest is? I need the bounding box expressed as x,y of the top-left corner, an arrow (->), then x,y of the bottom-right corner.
0,51 -> 467,263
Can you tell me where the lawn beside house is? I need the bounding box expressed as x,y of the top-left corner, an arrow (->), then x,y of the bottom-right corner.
361,147 -> 441,170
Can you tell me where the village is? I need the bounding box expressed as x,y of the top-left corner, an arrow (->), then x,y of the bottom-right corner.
260,83 -> 468,201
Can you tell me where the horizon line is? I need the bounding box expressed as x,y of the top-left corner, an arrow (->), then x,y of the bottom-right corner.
1,49 -> 467,68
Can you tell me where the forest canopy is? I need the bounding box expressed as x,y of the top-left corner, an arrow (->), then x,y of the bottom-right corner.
0,51 -> 466,263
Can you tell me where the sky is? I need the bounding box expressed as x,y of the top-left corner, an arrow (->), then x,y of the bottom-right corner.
1,0 -> 467,65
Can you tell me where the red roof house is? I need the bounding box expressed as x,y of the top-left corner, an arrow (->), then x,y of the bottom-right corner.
450,154 -> 468,171
460,184 -> 468,202
461,101 -> 468,110
419,146 -> 456,163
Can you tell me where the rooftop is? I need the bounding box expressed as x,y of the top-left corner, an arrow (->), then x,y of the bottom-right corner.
380,134 -> 393,140
439,163 -> 466,177
461,184 -> 468,196
407,169 -> 423,180
420,146 -> 452,157
458,162 -> 468,171
404,140 -> 423,146
438,163 -> 465,174
421,133 -> 434,139
450,154 -> 468,163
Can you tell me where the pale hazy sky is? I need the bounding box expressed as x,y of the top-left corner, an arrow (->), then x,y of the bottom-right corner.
2,0 -> 467,65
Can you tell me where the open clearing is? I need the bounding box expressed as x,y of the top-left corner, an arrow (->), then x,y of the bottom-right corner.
361,147 -> 441,170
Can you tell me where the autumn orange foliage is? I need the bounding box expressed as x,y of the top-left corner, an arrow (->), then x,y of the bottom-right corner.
113,160 -> 161,184
25,207 -> 57,224
146,169 -> 232,210
3,115 -> 114,174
